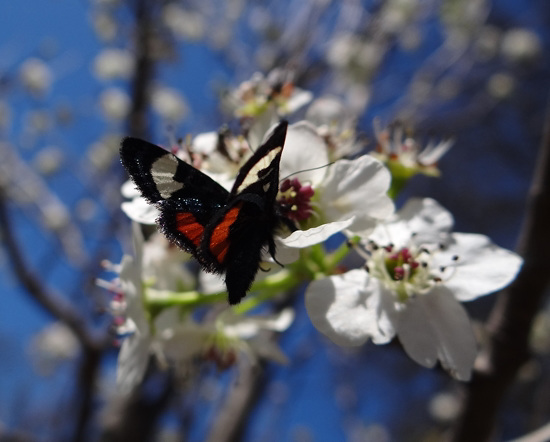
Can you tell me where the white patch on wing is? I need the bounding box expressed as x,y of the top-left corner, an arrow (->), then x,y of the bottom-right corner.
152,154 -> 184,198
236,146 -> 282,193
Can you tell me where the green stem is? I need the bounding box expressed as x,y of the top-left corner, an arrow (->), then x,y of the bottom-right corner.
233,269 -> 301,314
388,176 -> 408,200
144,288 -> 227,308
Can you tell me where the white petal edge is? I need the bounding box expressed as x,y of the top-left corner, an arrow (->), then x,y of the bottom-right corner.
279,217 -> 355,249
280,121 -> 330,186
438,233 -> 523,301
121,198 -> 159,225
305,270 -> 397,346
397,286 -> 477,381
369,197 -> 453,248
121,180 -> 140,198
116,332 -> 151,393
318,155 -> 394,232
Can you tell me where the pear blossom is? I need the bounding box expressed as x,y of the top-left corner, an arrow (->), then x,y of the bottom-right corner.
100,87 -> 130,120
100,223 -> 294,392
371,118 -> 453,178
305,96 -> 363,159
228,70 -> 313,119
500,28 -> 542,65
20,58 -> 53,97
161,308 -> 295,370
29,322 -> 80,375
276,122 -> 394,250
110,225 -> 150,393
93,48 -> 135,80
162,4 -> 205,40
120,180 -> 159,225
151,87 -> 188,122
225,69 -> 313,149
305,198 -> 523,380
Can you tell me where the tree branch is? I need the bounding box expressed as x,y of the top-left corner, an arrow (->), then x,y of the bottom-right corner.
206,362 -> 265,442
451,103 -> 550,441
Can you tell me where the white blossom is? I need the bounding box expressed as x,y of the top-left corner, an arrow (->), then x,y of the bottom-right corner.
151,87 -> 188,122
94,48 -> 135,80
162,4 -> 205,40
501,28 -> 542,65
100,87 -> 130,120
305,198 -> 523,380
29,322 -> 80,375
20,58 -> 53,97
372,119 -> 453,177
105,223 -> 293,392
277,122 -> 394,249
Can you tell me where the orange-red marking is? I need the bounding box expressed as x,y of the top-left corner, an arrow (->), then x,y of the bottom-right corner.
176,212 -> 204,247
209,204 -> 241,264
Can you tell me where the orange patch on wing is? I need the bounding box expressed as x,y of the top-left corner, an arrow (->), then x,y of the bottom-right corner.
176,212 -> 204,247
209,204 -> 241,264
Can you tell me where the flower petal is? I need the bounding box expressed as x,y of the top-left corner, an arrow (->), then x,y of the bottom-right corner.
222,308 -> 295,339
249,338 -> 290,364
397,286 -> 477,381
162,322 -> 211,362
248,107 -> 278,150
192,131 -> 218,155
305,270 -> 397,346
284,88 -> 313,114
417,139 -> 453,166
280,121 -> 329,186
369,198 -> 453,248
121,179 -> 140,198
199,270 -> 227,294
278,217 -> 355,249
116,332 -> 151,393
272,238 -> 300,264
318,155 -> 394,234
436,233 -> 523,301
121,197 -> 159,225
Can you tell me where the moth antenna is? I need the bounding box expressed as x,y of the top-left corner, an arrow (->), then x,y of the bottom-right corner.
216,125 -> 234,162
279,162 -> 335,183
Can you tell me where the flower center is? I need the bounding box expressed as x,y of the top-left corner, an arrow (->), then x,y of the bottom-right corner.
277,178 -> 315,222
203,344 -> 237,370
384,246 -> 420,281
366,242 -> 449,303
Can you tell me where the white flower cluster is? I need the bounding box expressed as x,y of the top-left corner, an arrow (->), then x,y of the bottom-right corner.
107,70 -> 522,391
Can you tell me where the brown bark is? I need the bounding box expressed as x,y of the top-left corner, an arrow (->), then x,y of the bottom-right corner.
451,106 -> 550,441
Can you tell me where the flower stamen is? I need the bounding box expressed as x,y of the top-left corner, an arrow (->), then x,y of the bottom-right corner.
278,178 -> 315,222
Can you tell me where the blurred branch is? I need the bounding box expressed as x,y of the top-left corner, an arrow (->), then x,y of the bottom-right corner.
451,102 -> 550,441
127,0 -> 156,139
0,187 -> 109,441
73,346 -> 103,442
206,362 -> 264,442
100,362 -> 174,442
206,299 -> 295,442
0,188 -> 106,351
0,141 -> 88,266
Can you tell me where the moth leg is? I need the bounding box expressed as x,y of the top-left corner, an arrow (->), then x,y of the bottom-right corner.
267,236 -> 285,268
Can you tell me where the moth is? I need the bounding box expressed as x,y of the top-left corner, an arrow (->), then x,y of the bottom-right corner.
120,121 -> 291,304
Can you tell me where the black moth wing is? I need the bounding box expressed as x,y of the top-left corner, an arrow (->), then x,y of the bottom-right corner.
200,121 -> 288,304
120,137 -> 230,260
